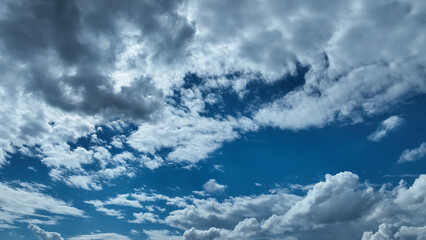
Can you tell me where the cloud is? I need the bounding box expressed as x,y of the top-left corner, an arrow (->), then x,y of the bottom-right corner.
68,233 -> 131,240
398,142 -> 426,163
202,179 -> 227,193
368,116 -> 404,141
1,0 -> 425,194
143,229 -> 182,240
127,105 -> 257,164
165,191 -> 300,230
129,212 -> 159,223
28,224 -> 63,240
0,181 -> 84,227
362,224 -> 426,240
80,172 -> 426,239
160,172 -> 426,240
0,0 -> 196,120
238,0 -> 426,130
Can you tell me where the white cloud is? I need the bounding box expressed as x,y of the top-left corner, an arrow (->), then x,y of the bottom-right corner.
161,172 -> 426,240
368,116 -> 404,141
166,191 -> 300,230
65,175 -> 102,191
129,212 -> 159,223
213,165 -> 225,172
128,105 -> 257,164
203,179 -> 227,193
80,172 -> 426,239
68,233 -> 131,240
104,194 -> 143,208
143,229 -> 182,240
398,142 -> 426,163
362,223 -> 426,240
28,224 -> 63,240
0,0 -> 425,195
84,200 -> 123,219
0,181 -> 84,227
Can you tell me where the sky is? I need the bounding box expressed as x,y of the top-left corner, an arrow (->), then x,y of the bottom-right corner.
0,0 -> 426,239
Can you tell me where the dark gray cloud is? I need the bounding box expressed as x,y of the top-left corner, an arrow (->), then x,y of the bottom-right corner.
0,0 -> 195,120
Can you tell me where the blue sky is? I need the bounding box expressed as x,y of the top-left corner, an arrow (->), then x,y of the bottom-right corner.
0,0 -> 426,239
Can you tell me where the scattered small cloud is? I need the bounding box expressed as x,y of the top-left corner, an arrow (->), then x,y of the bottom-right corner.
368,116 -> 404,141
203,179 -> 227,193
398,142 -> 426,163
213,164 -> 225,172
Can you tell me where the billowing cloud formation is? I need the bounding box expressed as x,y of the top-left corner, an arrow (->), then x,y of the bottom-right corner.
174,172 -> 426,240
28,224 -> 63,240
0,0 -> 425,181
28,224 -> 132,240
82,172 -> 426,239
399,142 -> 426,163
368,116 -> 404,141
0,0 -> 194,119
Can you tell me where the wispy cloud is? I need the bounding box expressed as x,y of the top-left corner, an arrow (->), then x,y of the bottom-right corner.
368,116 -> 404,141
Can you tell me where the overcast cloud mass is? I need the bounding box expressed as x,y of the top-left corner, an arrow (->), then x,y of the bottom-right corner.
0,0 -> 425,239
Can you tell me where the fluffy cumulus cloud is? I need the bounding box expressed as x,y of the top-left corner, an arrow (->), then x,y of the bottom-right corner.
0,0 -> 425,189
362,224 -> 426,240
368,116 -> 404,141
79,172 -> 426,239
249,0 -> 426,130
1,0 -> 426,237
173,172 -> 426,240
399,142 -> 426,163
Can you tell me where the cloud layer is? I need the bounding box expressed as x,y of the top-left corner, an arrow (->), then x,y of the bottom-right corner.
81,172 -> 426,240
